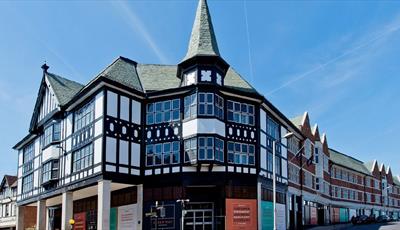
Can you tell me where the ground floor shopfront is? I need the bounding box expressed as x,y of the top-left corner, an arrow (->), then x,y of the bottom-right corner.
16,180 -> 143,230
16,174 -> 289,230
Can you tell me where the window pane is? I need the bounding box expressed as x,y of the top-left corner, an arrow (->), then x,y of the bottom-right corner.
172,99 -> 180,109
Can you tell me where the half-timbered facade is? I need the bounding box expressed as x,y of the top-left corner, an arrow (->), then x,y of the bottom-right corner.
0,175 -> 18,230
13,0 -> 301,229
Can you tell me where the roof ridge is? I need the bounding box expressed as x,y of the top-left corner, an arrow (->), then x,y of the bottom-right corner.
329,148 -> 365,164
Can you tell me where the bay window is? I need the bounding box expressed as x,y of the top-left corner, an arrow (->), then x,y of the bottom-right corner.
184,93 -> 224,120
184,136 -> 224,163
42,160 -> 59,184
42,122 -> 61,148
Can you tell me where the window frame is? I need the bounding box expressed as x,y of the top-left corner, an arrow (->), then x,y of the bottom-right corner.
147,99 -> 180,125
72,144 -> 94,173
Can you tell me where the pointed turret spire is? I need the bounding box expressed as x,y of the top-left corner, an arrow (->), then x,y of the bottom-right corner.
182,0 -> 220,62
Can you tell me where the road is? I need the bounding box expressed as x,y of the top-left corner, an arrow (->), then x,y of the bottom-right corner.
348,222 -> 400,230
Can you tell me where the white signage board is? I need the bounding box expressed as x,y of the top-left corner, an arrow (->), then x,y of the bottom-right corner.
118,204 -> 138,230
276,203 -> 286,230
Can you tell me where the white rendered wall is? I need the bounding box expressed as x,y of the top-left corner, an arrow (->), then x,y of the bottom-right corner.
182,118 -> 225,137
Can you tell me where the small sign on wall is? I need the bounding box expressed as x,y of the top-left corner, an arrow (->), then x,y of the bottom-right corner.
73,212 -> 86,230
118,204 -> 138,230
226,199 -> 257,230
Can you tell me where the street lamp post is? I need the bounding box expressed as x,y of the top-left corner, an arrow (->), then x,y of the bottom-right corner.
176,199 -> 190,230
273,132 -> 294,230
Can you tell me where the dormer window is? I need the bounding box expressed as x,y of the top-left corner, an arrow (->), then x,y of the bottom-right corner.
200,70 -> 212,82
216,73 -> 222,85
182,68 -> 224,86
183,69 -> 197,86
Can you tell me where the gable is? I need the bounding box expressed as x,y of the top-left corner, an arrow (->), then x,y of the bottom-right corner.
30,76 -> 60,131
312,124 -> 320,141
301,113 -> 313,140
29,72 -> 83,131
387,168 -> 393,184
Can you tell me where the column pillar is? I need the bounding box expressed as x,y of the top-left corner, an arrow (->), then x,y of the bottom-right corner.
98,180 -> 111,230
257,181 -> 262,230
136,184 -> 143,230
36,200 -> 47,230
61,192 -> 73,230
16,206 -> 24,230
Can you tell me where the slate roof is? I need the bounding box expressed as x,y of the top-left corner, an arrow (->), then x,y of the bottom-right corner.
135,63 -> 257,94
97,57 -> 143,92
136,64 -> 180,92
329,149 -> 371,175
182,0 -> 220,62
1,175 -> 17,189
46,72 -> 84,106
290,114 -> 304,127
394,176 -> 400,186
364,161 -> 376,173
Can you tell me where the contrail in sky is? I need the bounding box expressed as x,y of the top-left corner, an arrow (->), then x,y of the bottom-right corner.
266,17 -> 400,96
111,1 -> 169,64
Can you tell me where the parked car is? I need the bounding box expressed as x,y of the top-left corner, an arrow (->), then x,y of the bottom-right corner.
351,215 -> 369,225
391,216 -> 399,221
376,215 -> 390,223
352,215 -> 370,225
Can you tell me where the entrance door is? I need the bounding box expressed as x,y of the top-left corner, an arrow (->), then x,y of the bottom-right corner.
48,207 -> 62,230
184,203 -> 213,230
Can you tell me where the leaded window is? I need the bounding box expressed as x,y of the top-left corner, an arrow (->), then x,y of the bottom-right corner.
42,122 -> 61,148
184,138 -> 197,163
74,101 -> 94,131
227,101 -> 254,125
198,93 -> 214,116
22,173 -> 33,193
22,143 -> 34,175
267,117 -> 279,139
42,160 -> 59,184
198,137 -> 214,160
227,142 -> 255,165
72,144 -> 93,172
147,99 -> 180,125
146,141 -> 180,166
184,93 -> 224,120
215,138 -> 224,162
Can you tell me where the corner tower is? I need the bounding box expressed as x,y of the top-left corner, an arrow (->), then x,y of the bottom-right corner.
178,0 -> 229,86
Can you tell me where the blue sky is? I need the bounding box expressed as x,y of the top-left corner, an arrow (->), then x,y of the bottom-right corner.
1,1 -> 400,177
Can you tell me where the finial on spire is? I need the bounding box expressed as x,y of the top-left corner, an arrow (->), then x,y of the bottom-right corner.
41,62 -> 49,73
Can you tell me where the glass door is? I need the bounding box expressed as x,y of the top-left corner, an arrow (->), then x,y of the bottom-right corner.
184,203 -> 213,230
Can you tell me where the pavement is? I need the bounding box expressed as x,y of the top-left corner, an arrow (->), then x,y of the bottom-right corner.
308,221 -> 400,230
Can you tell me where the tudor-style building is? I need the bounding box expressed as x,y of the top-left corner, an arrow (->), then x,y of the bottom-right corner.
13,0 -> 301,229
0,175 -> 18,230
288,112 -> 331,229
